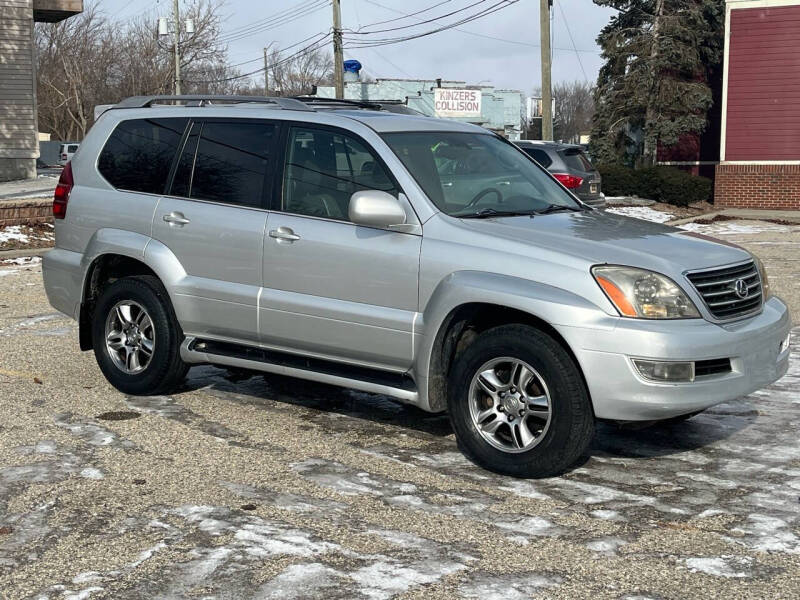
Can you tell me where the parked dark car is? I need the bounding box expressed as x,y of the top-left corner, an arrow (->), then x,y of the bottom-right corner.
514,140 -> 604,207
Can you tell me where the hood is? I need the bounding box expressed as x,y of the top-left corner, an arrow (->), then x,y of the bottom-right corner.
454,210 -> 751,273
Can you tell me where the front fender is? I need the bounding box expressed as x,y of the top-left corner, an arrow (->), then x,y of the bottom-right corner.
413,270 -> 616,410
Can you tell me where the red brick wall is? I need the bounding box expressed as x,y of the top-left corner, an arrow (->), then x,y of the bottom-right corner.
714,163 -> 800,209
0,199 -> 53,226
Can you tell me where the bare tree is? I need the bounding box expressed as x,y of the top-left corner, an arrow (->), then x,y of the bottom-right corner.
267,46 -> 333,96
553,81 -> 595,144
35,0 -> 239,140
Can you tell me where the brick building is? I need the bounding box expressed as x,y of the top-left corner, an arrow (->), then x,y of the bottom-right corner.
0,0 -> 82,182
715,0 -> 800,209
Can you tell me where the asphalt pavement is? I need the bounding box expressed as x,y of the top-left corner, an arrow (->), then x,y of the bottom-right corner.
0,221 -> 798,599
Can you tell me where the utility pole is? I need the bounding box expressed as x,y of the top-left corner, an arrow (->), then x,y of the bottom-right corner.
540,0 -> 552,140
264,46 -> 270,96
332,0 -> 344,99
173,0 -> 182,95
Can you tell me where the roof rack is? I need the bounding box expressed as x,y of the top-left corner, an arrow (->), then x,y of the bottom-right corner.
291,96 -> 383,110
110,95 -> 314,112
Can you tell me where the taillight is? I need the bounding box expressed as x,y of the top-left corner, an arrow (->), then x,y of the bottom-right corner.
552,173 -> 583,189
53,162 -> 73,219
61,153 -> 67,159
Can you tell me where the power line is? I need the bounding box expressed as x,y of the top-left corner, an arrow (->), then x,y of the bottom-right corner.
360,0 -> 600,54
556,0 -> 589,83
217,0 -> 330,44
186,33 -> 332,84
356,0 -> 454,29
347,0 -> 493,35
344,0 -> 519,49
218,0 -> 326,39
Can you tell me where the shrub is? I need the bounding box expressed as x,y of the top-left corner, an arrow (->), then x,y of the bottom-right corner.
596,164 -> 637,197
597,164 -> 712,207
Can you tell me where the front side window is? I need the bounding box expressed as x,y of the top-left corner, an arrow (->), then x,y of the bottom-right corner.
282,127 -> 397,221
383,132 -> 582,217
98,118 -> 188,194
188,121 -> 276,208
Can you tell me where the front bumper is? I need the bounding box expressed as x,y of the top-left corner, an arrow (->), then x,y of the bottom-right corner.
558,296 -> 792,421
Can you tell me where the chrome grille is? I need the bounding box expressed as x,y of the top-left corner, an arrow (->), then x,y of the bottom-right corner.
686,261 -> 763,320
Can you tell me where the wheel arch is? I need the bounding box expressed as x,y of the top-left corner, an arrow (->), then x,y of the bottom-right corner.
417,271 -> 602,412
78,232 -> 185,350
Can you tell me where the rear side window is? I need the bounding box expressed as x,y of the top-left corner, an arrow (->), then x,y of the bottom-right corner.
188,121 -> 276,208
98,118 -> 188,194
68,144 -> 79,153
559,148 -> 595,172
520,147 -> 553,168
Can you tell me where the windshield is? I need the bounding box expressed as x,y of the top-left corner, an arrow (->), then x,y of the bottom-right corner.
382,132 -> 582,217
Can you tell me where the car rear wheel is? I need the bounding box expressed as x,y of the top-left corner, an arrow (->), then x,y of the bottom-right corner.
92,275 -> 188,396
448,324 -> 594,478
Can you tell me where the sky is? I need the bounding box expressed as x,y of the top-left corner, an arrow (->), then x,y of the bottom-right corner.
99,0 -> 617,94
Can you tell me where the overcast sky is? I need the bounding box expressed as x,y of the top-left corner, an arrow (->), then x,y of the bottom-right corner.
101,0 -> 616,93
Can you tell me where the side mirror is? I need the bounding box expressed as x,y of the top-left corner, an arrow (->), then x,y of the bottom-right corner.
349,190 -> 407,228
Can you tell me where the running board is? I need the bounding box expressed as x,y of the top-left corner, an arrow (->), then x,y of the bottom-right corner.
181,337 -> 419,404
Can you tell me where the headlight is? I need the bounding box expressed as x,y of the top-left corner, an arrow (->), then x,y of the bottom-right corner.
592,265 -> 701,319
754,255 -> 771,299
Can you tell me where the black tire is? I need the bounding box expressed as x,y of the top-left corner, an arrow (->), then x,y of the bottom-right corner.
448,324 -> 594,478
92,275 -> 189,396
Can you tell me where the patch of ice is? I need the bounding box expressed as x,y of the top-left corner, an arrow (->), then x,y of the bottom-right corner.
128,542 -> 166,569
350,560 -> 466,600
2,256 -> 42,266
64,587 -> 104,600
78,468 -> 104,480
684,556 -> 752,578
586,537 -> 627,554
72,572 -> 102,585
590,509 -> 625,521
606,206 -> 673,223
34,440 -> 58,454
256,563 -> 341,599
495,516 -> 555,537
0,269 -> 19,277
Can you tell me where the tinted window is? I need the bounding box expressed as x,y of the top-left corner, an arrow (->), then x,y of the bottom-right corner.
98,118 -> 188,194
282,127 -> 397,221
170,122 -> 201,198
189,121 -> 276,207
68,144 -> 79,153
520,147 -> 553,168
559,148 -> 595,172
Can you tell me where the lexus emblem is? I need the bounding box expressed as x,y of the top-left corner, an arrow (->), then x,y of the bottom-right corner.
734,278 -> 749,299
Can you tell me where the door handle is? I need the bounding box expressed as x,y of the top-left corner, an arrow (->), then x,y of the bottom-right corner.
498,181 -> 511,186
442,181 -> 454,187
269,226 -> 301,243
163,212 -> 190,226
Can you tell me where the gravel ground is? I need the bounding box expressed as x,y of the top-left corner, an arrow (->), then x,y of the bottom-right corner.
0,222 -> 798,599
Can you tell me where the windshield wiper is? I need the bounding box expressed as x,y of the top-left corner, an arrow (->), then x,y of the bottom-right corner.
535,204 -> 582,214
456,208 -> 538,219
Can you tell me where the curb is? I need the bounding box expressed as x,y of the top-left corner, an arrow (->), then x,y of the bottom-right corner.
0,246 -> 52,261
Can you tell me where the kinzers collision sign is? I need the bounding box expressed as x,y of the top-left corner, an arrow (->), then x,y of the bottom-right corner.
434,88 -> 482,117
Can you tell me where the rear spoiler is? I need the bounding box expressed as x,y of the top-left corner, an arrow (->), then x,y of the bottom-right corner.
94,104 -> 115,121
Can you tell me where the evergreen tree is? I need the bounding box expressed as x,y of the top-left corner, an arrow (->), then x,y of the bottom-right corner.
590,0 -> 725,166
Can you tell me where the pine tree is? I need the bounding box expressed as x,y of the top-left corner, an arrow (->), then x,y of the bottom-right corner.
590,0 -> 725,166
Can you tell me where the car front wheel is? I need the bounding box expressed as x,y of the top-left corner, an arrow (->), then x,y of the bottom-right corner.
448,324 -> 594,478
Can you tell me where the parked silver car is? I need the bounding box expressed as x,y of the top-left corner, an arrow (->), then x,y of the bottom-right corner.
43,95 -> 792,477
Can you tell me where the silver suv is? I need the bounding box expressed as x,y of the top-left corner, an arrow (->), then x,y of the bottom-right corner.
43,95 -> 792,477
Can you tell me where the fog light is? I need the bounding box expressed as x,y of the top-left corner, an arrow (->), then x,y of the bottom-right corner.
632,359 -> 695,382
780,333 -> 791,354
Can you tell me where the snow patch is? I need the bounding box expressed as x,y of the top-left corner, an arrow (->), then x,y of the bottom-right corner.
684,556 -> 752,578
606,206 -> 674,223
